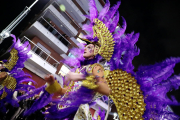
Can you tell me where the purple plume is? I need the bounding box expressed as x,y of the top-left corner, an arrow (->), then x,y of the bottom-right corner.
109,11 -> 120,33
89,0 -> 98,23
98,0 -> 110,21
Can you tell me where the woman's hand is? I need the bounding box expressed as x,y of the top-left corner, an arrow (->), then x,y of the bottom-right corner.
44,74 -> 55,85
0,72 -> 7,82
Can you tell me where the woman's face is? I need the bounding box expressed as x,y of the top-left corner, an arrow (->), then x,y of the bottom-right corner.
83,44 -> 95,59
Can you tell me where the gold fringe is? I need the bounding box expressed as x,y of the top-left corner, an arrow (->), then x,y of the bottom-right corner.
4,48 -> 19,71
0,75 -> 17,99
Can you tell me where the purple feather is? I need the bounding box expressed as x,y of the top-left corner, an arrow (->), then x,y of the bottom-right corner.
113,16 -> 127,39
98,0 -> 110,21
103,1 -> 121,26
88,0 -> 98,23
17,86 -> 45,101
109,11 -> 119,33
45,86 -> 94,119
8,35 -> 32,74
134,57 -> 180,119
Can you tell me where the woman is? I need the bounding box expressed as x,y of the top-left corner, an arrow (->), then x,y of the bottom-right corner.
23,0 -> 180,119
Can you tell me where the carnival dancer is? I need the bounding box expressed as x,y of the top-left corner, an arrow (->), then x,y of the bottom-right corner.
0,35 -> 35,115
21,0 -> 180,119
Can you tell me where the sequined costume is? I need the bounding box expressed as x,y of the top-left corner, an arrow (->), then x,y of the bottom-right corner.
41,63 -> 105,119
0,35 -> 35,114
21,0 -> 180,120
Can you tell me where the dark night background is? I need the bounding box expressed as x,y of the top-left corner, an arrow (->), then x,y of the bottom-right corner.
0,0 -> 180,118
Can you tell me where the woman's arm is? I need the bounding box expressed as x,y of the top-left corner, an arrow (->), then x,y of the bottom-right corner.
44,75 -> 75,95
44,65 -> 111,96
64,72 -> 85,84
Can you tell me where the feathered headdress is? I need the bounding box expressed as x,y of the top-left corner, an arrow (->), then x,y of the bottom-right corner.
68,0 -> 139,73
81,0 -> 122,61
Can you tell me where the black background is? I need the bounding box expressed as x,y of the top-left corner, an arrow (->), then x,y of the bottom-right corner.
0,0 -> 49,57
0,0 -> 180,118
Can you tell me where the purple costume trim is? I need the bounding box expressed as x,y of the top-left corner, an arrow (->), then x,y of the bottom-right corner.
93,107 -> 105,120
22,84 -> 95,118
57,86 -> 94,107
46,106 -> 78,119
17,86 -> 45,101
46,86 -> 94,119
23,89 -> 52,116
16,86 -> 51,117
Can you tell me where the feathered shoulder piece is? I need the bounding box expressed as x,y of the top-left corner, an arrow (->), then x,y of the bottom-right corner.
3,34 -> 31,73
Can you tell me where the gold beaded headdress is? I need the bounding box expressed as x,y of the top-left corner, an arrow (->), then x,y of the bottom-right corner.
93,18 -> 115,61
78,37 -> 100,56
78,19 -> 115,61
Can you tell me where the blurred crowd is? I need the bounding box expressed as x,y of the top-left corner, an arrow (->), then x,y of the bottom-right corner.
0,90 -> 52,120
